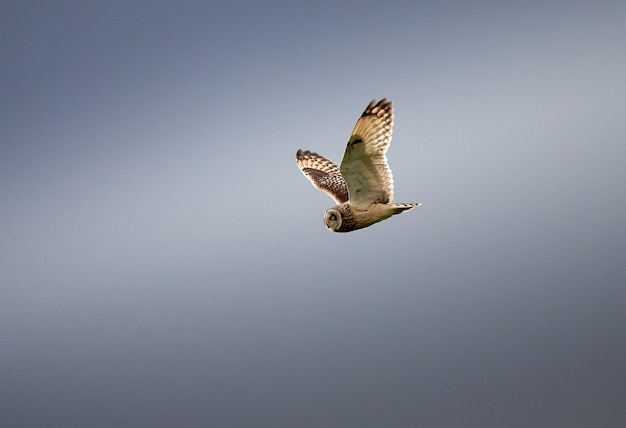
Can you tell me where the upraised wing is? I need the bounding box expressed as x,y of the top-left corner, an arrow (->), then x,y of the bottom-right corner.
296,149 -> 349,204
339,99 -> 395,210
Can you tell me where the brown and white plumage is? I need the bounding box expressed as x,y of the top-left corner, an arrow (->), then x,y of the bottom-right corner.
296,99 -> 421,232
295,150 -> 348,204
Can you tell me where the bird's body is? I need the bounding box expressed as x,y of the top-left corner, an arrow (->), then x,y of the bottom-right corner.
296,99 -> 420,232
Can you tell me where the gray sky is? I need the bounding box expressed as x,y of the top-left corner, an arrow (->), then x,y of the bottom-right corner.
2,1 -> 625,427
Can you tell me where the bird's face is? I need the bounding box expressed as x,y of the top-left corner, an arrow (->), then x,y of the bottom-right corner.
323,207 -> 343,231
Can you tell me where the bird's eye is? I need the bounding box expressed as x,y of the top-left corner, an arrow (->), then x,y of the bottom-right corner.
329,214 -> 336,221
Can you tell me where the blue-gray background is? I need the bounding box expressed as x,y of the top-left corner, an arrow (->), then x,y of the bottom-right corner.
2,1 -> 625,427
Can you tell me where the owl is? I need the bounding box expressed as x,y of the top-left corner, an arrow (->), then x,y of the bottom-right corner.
296,98 -> 421,232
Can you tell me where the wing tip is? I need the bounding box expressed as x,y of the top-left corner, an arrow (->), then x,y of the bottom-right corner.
364,98 -> 393,116
296,149 -> 312,161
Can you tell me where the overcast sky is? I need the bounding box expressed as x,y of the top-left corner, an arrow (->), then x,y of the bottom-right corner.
2,1 -> 625,427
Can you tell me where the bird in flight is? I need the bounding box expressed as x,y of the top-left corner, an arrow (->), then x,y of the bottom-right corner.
296,98 -> 420,232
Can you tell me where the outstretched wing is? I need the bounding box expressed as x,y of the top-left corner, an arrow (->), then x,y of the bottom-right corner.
340,99 -> 395,209
296,149 -> 349,204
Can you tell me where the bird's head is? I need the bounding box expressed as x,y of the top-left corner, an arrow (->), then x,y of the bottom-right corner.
323,204 -> 352,232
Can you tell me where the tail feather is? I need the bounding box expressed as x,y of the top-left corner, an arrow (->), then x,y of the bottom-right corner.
391,202 -> 421,214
